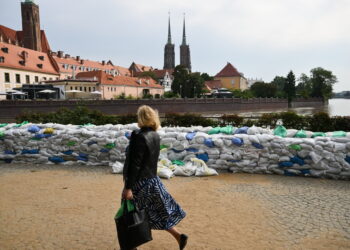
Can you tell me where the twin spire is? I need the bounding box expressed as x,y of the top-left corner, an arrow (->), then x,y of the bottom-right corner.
166,13 -> 187,46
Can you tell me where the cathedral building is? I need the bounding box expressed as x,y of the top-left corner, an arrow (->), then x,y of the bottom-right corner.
179,16 -> 191,72
163,15 -> 175,70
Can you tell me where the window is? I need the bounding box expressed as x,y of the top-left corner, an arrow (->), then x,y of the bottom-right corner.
88,87 -> 91,92
43,77 -> 47,80
231,79 -> 235,85
0,56 -> 4,63
70,86 -> 73,90
35,76 -> 39,82
84,87 -> 87,92
4,73 -> 10,82
16,74 -> 20,83
75,87 -> 78,90
80,87 -> 82,91
93,87 -> 96,91
26,75 -> 30,84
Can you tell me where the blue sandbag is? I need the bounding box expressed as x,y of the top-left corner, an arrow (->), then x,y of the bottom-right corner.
87,140 -> 97,146
172,148 -> 184,153
79,152 -> 89,158
300,169 -> 311,175
290,156 -> 305,166
34,133 -> 52,139
21,149 -> 39,154
62,150 -> 73,155
5,150 -> 16,155
278,161 -> 293,168
100,148 -> 110,153
186,132 -> 197,140
229,159 -> 241,163
252,142 -> 264,149
234,126 -> 249,134
186,147 -> 199,153
345,156 -> 350,164
27,125 -> 40,133
125,131 -> 131,139
284,170 -> 298,176
196,153 -> 209,162
76,156 -> 88,161
48,156 -> 65,163
4,158 -> 13,163
231,137 -> 244,146
204,138 -> 215,148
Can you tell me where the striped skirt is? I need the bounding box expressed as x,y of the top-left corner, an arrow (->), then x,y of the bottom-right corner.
132,176 -> 186,230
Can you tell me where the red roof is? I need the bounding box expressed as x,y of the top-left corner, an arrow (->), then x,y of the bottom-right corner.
134,69 -> 174,79
215,62 -> 242,77
0,41 -> 59,75
0,25 -> 51,53
204,80 -> 222,91
76,71 -> 163,89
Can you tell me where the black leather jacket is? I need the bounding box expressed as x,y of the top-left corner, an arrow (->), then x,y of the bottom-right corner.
123,127 -> 160,189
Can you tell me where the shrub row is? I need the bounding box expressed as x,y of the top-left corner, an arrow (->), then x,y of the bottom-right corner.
15,107 -> 350,132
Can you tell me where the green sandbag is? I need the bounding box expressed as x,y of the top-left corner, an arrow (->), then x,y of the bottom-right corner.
79,123 -> 94,128
104,143 -> 116,149
0,123 -> 8,128
274,125 -> 287,137
220,126 -> 233,135
0,131 -> 4,137
115,200 -> 135,219
332,131 -> 347,137
67,141 -> 77,146
172,160 -> 185,166
289,144 -> 302,151
13,121 -> 29,128
312,132 -> 326,138
294,130 -> 307,138
208,127 -> 221,135
160,144 -> 169,150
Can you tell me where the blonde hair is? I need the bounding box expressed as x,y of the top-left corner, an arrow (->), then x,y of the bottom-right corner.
137,105 -> 160,131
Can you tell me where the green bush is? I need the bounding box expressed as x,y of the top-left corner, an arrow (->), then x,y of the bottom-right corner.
15,107 -> 350,131
162,113 -> 217,127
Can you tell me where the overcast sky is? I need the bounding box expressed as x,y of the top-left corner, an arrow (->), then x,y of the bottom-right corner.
1,0 -> 349,91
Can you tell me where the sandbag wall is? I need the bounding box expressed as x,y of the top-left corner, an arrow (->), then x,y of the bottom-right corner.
0,122 -> 350,180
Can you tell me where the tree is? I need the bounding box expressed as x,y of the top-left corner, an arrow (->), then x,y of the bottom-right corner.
271,76 -> 287,98
296,73 -> 312,98
171,65 -> 189,97
310,67 -> 337,100
200,73 -> 214,81
284,71 -> 296,104
250,82 -> 277,98
171,65 -> 206,98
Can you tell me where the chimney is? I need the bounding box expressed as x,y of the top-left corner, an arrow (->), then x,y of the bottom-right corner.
80,59 -> 84,64
102,60 -> 105,65
21,51 -> 28,61
57,51 -> 64,58
76,56 -> 80,61
65,54 -> 70,59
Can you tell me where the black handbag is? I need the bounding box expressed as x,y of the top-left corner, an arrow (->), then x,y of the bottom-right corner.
115,200 -> 152,250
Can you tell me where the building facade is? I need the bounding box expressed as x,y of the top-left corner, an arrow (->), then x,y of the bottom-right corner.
214,62 -> 248,90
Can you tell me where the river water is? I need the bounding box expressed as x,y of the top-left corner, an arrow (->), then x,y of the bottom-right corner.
206,99 -> 350,117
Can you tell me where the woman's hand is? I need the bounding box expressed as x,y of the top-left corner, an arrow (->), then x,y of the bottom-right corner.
122,188 -> 133,200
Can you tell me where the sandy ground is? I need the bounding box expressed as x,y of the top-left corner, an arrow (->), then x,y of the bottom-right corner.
0,165 -> 349,250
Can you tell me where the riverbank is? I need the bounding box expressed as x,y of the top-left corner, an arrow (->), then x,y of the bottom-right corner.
0,164 -> 349,249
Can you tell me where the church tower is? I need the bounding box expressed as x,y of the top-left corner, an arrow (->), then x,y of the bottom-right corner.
180,15 -> 191,72
163,14 -> 175,70
21,0 -> 42,52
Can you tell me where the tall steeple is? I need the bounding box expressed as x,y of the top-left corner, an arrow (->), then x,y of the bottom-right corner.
182,15 -> 186,45
21,0 -> 42,51
180,14 -> 191,72
163,13 -> 175,70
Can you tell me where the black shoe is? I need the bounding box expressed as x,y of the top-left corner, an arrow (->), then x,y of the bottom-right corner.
179,234 -> 188,250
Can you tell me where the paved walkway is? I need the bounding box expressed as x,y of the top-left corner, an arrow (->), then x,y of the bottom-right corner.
0,164 -> 349,249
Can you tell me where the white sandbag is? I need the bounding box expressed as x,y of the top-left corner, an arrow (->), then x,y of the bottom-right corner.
174,161 -> 196,176
157,166 -> 174,179
192,158 -> 218,176
111,161 -> 123,174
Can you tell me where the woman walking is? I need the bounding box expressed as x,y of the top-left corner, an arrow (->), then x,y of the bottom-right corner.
122,105 -> 188,249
